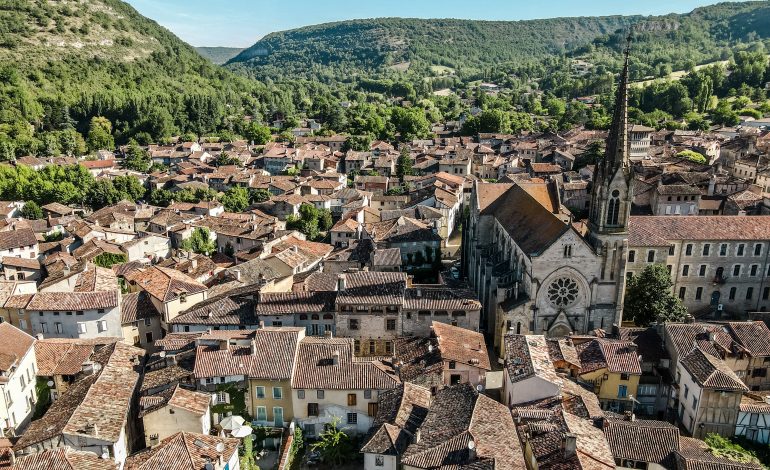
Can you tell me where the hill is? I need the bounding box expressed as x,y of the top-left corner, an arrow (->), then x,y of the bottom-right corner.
0,0 -> 273,156
227,2 -> 770,83
196,46 -> 245,64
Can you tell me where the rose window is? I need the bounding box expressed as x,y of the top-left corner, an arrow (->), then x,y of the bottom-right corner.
547,277 -> 579,307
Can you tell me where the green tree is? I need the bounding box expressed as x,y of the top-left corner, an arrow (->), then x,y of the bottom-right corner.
93,252 -> 128,268
181,227 -> 216,255
123,140 -> 151,172
396,146 -> 414,181
249,188 -> 271,203
676,149 -> 707,164
310,417 -> 355,466
390,107 -> 430,141
243,122 -> 272,145
21,200 -> 42,219
624,264 -> 688,326
113,175 -> 146,201
220,186 -> 249,212
85,179 -> 122,210
286,203 -> 321,240
86,116 -> 114,152
214,153 -> 242,167
342,135 -> 371,152
318,208 -> 333,231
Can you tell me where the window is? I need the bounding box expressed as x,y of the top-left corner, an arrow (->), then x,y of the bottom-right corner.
364,389 -> 372,400
145,332 -> 153,343
369,341 -> 375,355
317,390 -> 324,399
685,244 -> 693,256
385,318 -> 396,331
40,322 -> 48,333
692,396 -> 698,409
385,341 -> 393,355
720,244 -> 728,256
307,403 -> 319,417
256,406 -> 267,421
738,244 -> 745,256
97,309 -> 105,314
647,251 -> 655,263
733,265 -> 742,276
755,243 -> 763,256
256,386 -> 265,399
144,317 -> 152,326
375,455 -> 384,467
620,373 -> 629,381
348,319 -> 359,330
216,391 -> 229,404
54,322 -> 63,334
699,265 -> 707,276
684,385 -> 689,398
448,360 -> 456,369
702,244 -> 710,256
368,402 -> 379,417
763,287 -> 769,300
682,265 -> 689,276
180,293 -> 187,303
637,384 -> 656,396
97,320 -> 107,333
751,265 -> 759,276
273,387 -> 283,400
679,287 -> 686,300
297,389 -> 305,399
747,287 -> 754,300
729,287 -> 737,300
76,311 -> 83,316
618,385 -> 628,398
347,412 -> 358,425
696,287 -> 703,301
628,250 -> 635,262
348,393 -> 357,406
668,246 -> 675,256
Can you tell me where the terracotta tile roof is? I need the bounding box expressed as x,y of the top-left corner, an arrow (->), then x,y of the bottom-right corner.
25,290 -> 119,311
561,379 -> 604,420
256,291 -> 336,314
1,256 -> 40,270
504,334 -> 562,385
124,432 -> 239,470
4,293 -> 33,309
676,436 -> 762,470
603,416 -> 680,467
680,348 -> 747,391
121,291 -> 161,324
401,385 -> 524,469
629,216 -> 770,245
154,332 -> 201,352
193,328 -> 303,380
372,247 -> 402,267
664,323 -> 731,360
16,342 -> 145,449
740,393 -> 770,414
170,294 -> 256,326
724,321 -> 770,357
132,266 -> 207,303
478,183 -> 568,256
547,338 -> 581,368
34,338 -> 120,376
432,322 -> 490,370
361,383 -> 432,456
336,271 -> 407,306
365,216 -> 441,244
576,338 -> 642,375
9,447 -> 117,470
166,385 -> 211,416
0,228 -> 36,251
404,287 -> 481,311
0,323 -> 35,373
291,337 -> 400,390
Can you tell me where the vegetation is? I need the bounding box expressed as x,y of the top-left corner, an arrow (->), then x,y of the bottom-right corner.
286,425 -> 304,470
677,149 -> 708,164
93,252 -> 128,268
624,264 -> 688,326
196,46 -> 245,65
220,186 -> 250,212
704,433 -> 764,467
286,204 -> 332,240
181,227 -> 216,255
309,417 -> 357,466
20,200 -> 42,219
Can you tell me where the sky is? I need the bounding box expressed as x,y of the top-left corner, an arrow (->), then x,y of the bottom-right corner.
125,0 -> 739,48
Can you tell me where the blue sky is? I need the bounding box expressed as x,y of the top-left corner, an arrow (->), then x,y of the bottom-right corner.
125,0 -> 738,48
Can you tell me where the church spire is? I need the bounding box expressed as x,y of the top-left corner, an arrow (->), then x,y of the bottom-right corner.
602,33 -> 632,181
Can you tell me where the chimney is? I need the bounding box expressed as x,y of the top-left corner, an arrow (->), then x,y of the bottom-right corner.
562,433 -> 577,458
324,330 -> 333,339
624,411 -> 635,421
684,314 -> 695,324
337,274 -> 346,291
414,429 -> 421,444
250,339 -> 257,355
191,258 -> 198,270
708,173 -> 717,196
81,361 -> 95,376
234,270 -> 241,282
219,339 -> 229,351
332,351 -> 340,366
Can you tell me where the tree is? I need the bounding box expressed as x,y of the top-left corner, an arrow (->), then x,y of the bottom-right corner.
86,116 -> 114,152
249,188 -> 271,203
286,203 -> 321,240
93,252 -> 128,268
243,122 -> 272,145
113,175 -> 147,201
390,107 -> 430,141
123,140 -> 151,172
318,208 -> 333,231
20,201 -> 42,219
396,146 -> 413,181
624,264 -> 688,326
310,417 -> 355,466
342,135 -> 371,152
214,152 -> 241,167
85,179 -> 122,210
181,227 -> 216,255
220,186 -> 249,212
676,149 -> 707,164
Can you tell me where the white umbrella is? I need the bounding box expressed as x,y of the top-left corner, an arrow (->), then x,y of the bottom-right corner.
231,425 -> 253,438
219,415 -> 245,431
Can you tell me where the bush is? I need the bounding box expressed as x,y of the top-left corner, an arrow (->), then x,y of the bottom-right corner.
676,149 -> 707,164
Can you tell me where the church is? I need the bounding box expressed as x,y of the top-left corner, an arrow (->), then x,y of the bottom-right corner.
463,42 -> 634,353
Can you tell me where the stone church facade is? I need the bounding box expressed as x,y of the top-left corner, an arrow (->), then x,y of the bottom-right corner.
463,45 -> 634,353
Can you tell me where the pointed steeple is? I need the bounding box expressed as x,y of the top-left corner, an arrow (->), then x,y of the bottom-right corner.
602,34 -> 632,181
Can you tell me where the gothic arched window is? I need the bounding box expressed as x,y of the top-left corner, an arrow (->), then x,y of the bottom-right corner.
607,189 -> 621,226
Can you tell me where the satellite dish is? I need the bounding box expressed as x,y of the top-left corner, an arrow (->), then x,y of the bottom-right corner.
476,384 -> 484,392
47,380 -> 54,387
215,442 -> 225,453
468,439 -> 476,450
159,351 -> 166,358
